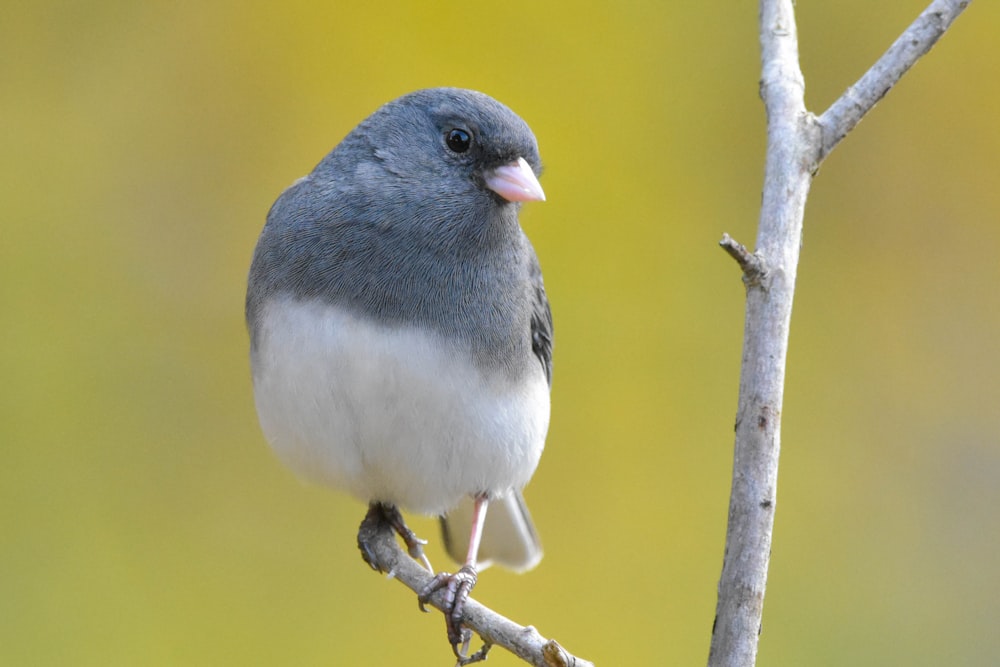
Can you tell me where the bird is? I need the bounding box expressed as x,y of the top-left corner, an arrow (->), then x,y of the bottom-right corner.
245,87 -> 553,660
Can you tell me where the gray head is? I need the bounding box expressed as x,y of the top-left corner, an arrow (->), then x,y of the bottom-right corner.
247,88 -> 547,365
318,87 -> 544,213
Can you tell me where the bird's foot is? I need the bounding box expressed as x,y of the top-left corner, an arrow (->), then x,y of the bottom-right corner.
418,564 -> 485,662
357,503 -> 432,572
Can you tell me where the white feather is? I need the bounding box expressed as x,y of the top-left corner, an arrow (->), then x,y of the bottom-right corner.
250,297 -> 549,516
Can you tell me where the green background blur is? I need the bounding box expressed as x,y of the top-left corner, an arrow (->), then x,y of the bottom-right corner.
4,1 -> 998,665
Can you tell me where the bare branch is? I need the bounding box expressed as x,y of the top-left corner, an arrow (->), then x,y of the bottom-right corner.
709,1 -> 973,666
708,3 -> 812,666
719,234 -> 767,286
818,0 -> 973,159
363,523 -> 595,667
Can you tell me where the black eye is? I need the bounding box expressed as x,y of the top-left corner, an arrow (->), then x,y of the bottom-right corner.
445,128 -> 472,153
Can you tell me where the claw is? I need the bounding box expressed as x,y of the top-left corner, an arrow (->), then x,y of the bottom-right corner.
456,640 -> 491,666
359,496 -> 492,662
357,503 -> 433,572
417,564 -> 479,658
357,506 -> 386,571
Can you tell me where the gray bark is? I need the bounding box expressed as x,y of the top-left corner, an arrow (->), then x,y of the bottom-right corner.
708,1 -> 972,666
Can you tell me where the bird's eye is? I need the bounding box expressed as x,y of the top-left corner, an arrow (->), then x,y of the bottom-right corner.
445,128 -> 472,153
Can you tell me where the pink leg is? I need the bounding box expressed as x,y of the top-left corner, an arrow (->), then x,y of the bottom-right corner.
463,495 -> 489,568
418,494 -> 492,663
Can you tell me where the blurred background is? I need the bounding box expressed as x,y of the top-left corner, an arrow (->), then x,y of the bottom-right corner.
3,1 -> 998,665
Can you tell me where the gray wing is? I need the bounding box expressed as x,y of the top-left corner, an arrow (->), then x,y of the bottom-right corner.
528,252 -> 554,385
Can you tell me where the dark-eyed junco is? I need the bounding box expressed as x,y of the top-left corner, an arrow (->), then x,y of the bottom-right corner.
246,87 -> 552,660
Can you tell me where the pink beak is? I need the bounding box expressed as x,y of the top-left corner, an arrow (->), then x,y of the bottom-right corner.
484,157 -> 545,203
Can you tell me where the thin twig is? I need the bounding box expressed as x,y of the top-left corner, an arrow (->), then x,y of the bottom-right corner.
364,523 -> 595,667
818,0 -> 972,160
719,234 -> 767,286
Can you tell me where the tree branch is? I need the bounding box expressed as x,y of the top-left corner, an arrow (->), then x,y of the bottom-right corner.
719,234 -> 767,287
709,3 -> 812,666
363,522 -> 594,667
710,0 -> 971,666
818,0 -> 972,160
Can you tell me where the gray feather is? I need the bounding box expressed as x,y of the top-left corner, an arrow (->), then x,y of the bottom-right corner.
247,88 -> 549,380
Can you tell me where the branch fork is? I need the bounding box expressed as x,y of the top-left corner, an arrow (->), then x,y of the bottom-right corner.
709,1 -> 972,666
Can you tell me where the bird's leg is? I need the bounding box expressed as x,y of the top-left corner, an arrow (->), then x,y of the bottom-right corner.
417,494 -> 490,662
357,502 -> 432,573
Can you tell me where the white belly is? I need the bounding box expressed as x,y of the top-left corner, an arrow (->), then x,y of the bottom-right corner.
250,298 -> 549,515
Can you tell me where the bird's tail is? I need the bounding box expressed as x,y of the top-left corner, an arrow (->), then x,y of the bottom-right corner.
439,491 -> 542,573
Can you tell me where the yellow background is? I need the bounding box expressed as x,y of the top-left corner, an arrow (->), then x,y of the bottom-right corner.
3,1 -> 998,665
